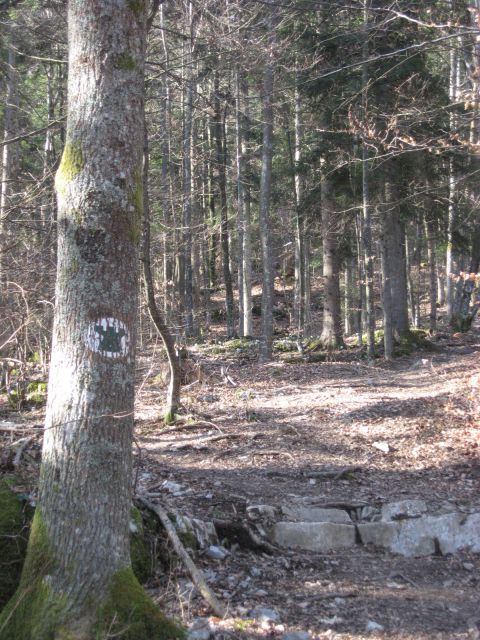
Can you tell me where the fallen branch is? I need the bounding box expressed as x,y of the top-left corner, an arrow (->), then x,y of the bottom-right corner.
306,466 -> 361,481
136,496 -> 227,619
297,591 -> 358,601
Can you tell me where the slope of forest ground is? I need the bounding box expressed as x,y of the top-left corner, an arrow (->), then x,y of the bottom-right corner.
1,320 -> 480,639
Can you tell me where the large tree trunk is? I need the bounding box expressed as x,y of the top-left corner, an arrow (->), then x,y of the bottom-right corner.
379,204 -> 394,360
0,3 -> 181,638
384,162 -> 409,338
320,174 -> 343,349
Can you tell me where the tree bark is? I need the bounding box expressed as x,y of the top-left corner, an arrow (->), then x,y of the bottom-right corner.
259,5 -> 275,361
384,162 -> 409,338
214,70 -> 235,338
320,174 -> 343,349
0,3 -> 181,637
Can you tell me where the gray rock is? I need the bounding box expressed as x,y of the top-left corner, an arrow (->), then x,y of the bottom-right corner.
198,394 -> 219,403
251,607 -> 280,623
206,545 -> 229,560
359,513 -> 480,556
188,618 -> 213,640
359,519 -> 435,556
282,506 -> 352,524
437,512 -> 480,554
357,505 -> 381,522
381,499 -> 427,521
174,515 -> 218,550
366,620 -> 384,632
282,632 -> 311,640
247,504 -> 276,520
272,522 -> 356,552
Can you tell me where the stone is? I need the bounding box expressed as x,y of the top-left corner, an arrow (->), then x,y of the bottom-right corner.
247,504 -> 276,520
282,506 -> 352,524
188,618 -> 213,640
272,522 -> 356,552
381,499 -> 427,521
372,441 -> 390,453
358,519 -> 434,556
206,545 -> 228,560
358,513 -> 480,556
366,620 -> 384,632
198,394 -> 219,403
251,607 -> 280,623
282,632 -> 311,640
174,514 -> 218,550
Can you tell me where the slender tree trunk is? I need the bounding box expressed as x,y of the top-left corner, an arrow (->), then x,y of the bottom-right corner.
235,69 -> 252,337
259,6 -> 275,361
182,12 -> 195,337
214,71 -> 235,338
0,38 -> 17,295
379,203 -> 394,360
293,77 -> 307,334
424,208 -> 438,333
361,0 -> 375,359
0,3 -> 181,637
141,128 -> 181,425
384,162 -> 409,337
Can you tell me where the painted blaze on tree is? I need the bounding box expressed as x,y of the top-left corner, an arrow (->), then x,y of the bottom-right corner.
0,1 -> 183,638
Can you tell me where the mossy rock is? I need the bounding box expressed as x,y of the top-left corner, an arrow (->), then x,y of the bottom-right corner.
395,329 -> 433,356
0,477 -> 31,610
26,381 -> 47,405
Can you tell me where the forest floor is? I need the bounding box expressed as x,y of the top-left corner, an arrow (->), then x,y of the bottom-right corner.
1,319 -> 480,639
134,322 -> 480,640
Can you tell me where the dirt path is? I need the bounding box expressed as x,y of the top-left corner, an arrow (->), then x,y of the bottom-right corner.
135,330 -> 480,639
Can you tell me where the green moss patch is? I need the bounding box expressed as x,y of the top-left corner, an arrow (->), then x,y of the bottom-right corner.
115,53 -> 136,71
130,507 -> 153,584
55,141 -> 84,196
95,567 -> 184,640
0,479 -> 30,610
0,510 -> 68,640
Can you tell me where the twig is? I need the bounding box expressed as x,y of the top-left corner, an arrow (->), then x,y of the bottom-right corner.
0,423 -> 35,433
252,450 -> 295,460
136,496 -> 227,618
159,420 -> 224,435
297,591 -> 358,601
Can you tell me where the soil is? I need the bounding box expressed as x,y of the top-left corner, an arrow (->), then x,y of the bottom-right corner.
1,322 -> 480,639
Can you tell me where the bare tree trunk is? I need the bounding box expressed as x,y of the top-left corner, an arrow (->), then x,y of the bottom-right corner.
424,208 -> 438,333
182,9 -> 195,337
361,0 -> 375,359
0,3 -> 182,637
0,38 -> 17,295
293,76 -> 307,334
384,162 -> 409,337
235,69 -> 252,337
320,174 -> 343,349
379,204 -> 394,360
259,6 -> 275,361
142,128 -> 181,424
214,71 -> 235,338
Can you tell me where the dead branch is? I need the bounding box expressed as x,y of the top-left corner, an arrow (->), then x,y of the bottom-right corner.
252,450 -> 295,460
136,495 -> 227,619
